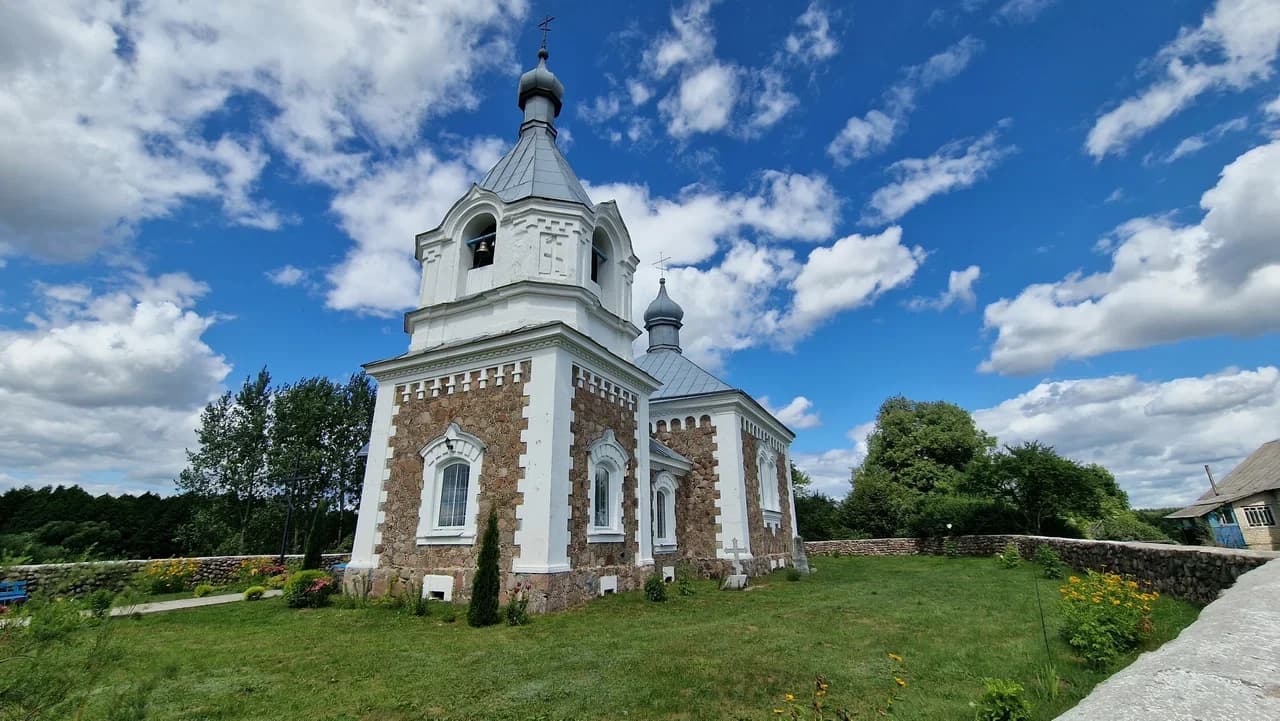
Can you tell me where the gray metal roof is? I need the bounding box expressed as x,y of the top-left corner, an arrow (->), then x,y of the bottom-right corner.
634,349 -> 733,400
478,127 -> 592,207
1168,439 -> 1280,518
649,437 -> 691,465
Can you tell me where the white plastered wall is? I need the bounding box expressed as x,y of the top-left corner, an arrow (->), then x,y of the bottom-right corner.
513,345 -> 574,573
348,380 -> 399,571
711,408 -> 752,559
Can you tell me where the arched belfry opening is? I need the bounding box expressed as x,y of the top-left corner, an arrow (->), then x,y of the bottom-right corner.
463,213 -> 497,269
590,227 -> 610,286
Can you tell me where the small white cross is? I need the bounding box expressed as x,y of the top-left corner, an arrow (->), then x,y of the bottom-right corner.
725,537 -> 748,575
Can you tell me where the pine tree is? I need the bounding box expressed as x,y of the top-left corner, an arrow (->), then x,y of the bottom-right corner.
468,509 -> 501,627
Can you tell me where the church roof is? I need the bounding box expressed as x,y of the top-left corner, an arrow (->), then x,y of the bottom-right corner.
635,348 -> 734,400
649,437 -> 691,465
478,127 -> 592,207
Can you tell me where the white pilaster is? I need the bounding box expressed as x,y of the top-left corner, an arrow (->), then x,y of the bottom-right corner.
513,346 -> 574,573
712,408 -> 752,559
634,389 -> 654,566
348,381 -> 399,570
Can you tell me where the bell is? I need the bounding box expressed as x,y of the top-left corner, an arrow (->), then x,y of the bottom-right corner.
477,239 -> 492,255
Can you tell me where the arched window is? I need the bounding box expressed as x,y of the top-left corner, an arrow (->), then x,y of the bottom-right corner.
652,471 -> 678,552
590,228 -> 609,285
416,423 -> 486,545
758,445 -> 782,530
587,429 -> 629,542
463,214 -> 497,269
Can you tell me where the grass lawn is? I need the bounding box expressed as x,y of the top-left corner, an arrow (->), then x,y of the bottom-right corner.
56,556 -> 1200,720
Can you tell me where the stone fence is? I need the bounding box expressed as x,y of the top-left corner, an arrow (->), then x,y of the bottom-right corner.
805,535 -> 1280,604
1,553 -> 351,596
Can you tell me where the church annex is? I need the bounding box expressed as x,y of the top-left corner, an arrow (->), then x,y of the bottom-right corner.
346,45 -> 802,612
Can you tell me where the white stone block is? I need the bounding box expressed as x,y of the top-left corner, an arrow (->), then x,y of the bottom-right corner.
599,575 -> 618,596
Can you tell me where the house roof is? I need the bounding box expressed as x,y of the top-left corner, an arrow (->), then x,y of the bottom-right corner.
1167,439 -> 1280,518
634,348 -> 733,400
477,127 -> 592,207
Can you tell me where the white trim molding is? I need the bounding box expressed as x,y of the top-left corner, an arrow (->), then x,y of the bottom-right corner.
652,471 -> 679,553
587,428 -> 629,543
415,423 -> 486,546
757,445 -> 783,531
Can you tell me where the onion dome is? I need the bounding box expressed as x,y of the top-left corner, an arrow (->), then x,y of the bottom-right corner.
518,47 -> 564,117
644,278 -> 684,353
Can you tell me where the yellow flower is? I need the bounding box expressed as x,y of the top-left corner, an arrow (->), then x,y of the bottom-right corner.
894,677 -> 907,688
785,694 -> 795,702
888,653 -> 904,663
1069,576 -> 1080,584
816,690 -> 827,697
1112,599 -> 1120,605
773,709 -> 784,715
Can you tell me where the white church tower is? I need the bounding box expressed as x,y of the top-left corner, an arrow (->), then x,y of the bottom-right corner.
347,44 -> 664,611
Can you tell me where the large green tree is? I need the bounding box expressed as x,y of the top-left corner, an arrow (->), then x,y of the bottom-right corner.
969,441 -> 1106,535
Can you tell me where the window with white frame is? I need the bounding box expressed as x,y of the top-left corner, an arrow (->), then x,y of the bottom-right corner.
1242,504 -> 1276,527
587,429 -> 628,542
652,472 -> 678,552
757,445 -> 782,530
415,423 -> 485,545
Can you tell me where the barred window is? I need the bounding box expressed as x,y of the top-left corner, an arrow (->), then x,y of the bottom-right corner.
593,468 -> 611,528
1241,505 -> 1276,527
437,462 -> 470,528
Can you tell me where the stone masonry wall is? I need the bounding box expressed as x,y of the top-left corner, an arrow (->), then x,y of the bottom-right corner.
806,535 -> 1280,604
555,365 -> 642,608
3,553 -> 350,596
740,433 -> 793,572
652,415 -> 721,562
373,361 -> 530,603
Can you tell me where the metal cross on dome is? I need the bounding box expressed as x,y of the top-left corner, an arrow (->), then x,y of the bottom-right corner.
538,15 -> 555,48
652,254 -> 672,280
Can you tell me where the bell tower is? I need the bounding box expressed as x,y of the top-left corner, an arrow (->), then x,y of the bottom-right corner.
407,45 -> 639,359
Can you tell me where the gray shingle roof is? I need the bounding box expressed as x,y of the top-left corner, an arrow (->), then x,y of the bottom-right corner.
1168,439 -> 1280,518
649,437 -> 690,465
478,128 -> 592,207
634,349 -> 733,400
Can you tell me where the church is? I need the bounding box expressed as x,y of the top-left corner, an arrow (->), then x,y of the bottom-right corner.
345,44 -> 803,612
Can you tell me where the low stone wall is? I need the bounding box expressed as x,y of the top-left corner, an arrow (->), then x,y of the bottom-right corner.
805,535 -> 1280,604
1054,558 -> 1280,720
2,553 -> 351,596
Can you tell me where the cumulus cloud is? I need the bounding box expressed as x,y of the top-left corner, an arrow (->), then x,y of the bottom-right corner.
266,265 -> 306,287
783,227 -> 927,339
908,265 -> 981,311
0,1 -> 524,265
660,62 -> 742,138
1086,0 -> 1280,159
783,2 -> 841,64
863,128 -> 1013,224
791,421 -> 875,497
982,138 -> 1280,374
0,273 -> 230,492
995,0 -> 1058,24
974,366 -> 1280,507
760,396 -> 822,429
1156,116 -> 1249,163
828,36 -> 983,164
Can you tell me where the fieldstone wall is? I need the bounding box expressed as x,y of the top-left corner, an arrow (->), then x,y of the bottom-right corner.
372,361 -> 531,603
806,535 -> 1280,604
652,415 -> 721,561
2,553 -> 350,596
741,433 -> 793,567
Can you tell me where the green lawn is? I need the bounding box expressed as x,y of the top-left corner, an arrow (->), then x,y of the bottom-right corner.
48,556 -> 1201,720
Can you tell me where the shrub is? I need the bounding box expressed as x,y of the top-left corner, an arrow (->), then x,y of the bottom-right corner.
644,573 -> 668,602
504,581 -> 532,626
944,539 -> 960,558
675,561 -> 697,596
87,588 -> 114,618
193,583 -> 215,598
238,559 -> 289,586
138,558 -> 199,594
406,579 -> 430,617
972,678 -> 1032,721
994,542 -> 1021,569
1033,545 -> 1064,579
437,604 -> 458,623
468,509 -> 502,627
243,585 -> 266,601
1059,570 -> 1158,669
282,570 -> 337,608
785,567 -> 803,582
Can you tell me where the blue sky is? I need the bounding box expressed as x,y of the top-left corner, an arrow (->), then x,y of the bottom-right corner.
2,0 -> 1279,507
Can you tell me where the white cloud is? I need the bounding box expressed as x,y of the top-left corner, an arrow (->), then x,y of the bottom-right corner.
982,138 -> 1280,374
267,265 -> 306,287
1086,0 -> 1280,159
660,62 -> 741,138
974,366 -> 1280,507
1159,116 -> 1249,163
864,129 -> 1013,224
760,396 -> 822,429
995,0 -> 1058,24
0,1 -> 525,264
577,94 -> 623,124
784,227 -> 926,339
828,36 -> 983,164
908,265 -> 981,311
1105,188 -> 1126,204
0,272 -> 230,492
783,3 -> 841,64
741,69 -> 799,137
1268,94 -> 1280,116
792,421 -> 874,497
644,0 -> 717,79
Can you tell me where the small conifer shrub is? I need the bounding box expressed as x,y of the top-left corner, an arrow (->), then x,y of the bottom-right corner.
644,573 -> 668,602
468,509 -> 502,627
995,542 -> 1022,569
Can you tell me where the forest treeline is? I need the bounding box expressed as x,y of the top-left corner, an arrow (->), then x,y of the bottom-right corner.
0,368 -> 375,564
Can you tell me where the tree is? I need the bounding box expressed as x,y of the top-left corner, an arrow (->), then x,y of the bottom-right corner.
976,442 -> 1105,534
794,493 -> 842,541
790,463 -> 812,497
861,396 -> 995,495
840,465 -> 914,538
468,509 -> 502,627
